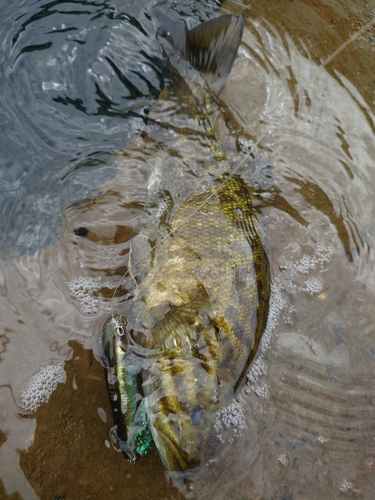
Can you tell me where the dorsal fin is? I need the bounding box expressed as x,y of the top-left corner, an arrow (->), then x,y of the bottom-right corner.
155,13 -> 244,95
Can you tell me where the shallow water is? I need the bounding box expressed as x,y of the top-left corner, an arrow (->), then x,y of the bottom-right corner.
1,0 -> 375,499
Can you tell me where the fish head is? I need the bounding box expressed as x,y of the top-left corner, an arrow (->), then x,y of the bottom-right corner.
144,357 -> 222,471
150,405 -> 219,471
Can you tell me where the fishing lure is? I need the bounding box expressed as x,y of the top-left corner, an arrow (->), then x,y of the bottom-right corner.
102,314 -> 152,460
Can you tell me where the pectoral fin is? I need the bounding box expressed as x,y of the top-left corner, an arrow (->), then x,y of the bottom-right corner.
151,302 -> 213,353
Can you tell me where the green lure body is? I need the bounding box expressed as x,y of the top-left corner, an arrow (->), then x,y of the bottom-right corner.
102,314 -> 151,461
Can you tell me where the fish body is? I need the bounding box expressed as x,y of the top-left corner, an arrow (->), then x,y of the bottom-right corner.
102,314 -> 151,460
137,174 -> 269,471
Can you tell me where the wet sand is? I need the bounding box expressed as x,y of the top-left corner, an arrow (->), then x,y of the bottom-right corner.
225,0 -> 374,107
18,341 -> 185,500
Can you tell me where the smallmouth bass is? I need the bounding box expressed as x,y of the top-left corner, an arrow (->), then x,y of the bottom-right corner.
100,11 -> 270,472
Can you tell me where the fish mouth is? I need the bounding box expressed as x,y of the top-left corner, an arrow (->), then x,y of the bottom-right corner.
154,426 -> 202,472
150,407 -> 220,472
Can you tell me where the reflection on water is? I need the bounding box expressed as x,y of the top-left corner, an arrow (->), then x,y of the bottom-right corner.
1,0 -> 375,499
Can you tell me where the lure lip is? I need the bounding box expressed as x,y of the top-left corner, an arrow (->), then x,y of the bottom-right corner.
103,314 -> 163,358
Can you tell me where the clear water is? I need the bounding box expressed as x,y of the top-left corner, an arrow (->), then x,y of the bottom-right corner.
0,0 -> 375,499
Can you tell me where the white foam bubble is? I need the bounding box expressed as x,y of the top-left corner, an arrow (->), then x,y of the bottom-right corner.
20,363 -> 65,412
254,384 -> 270,399
246,358 -> 267,385
261,277 -> 287,351
97,407 -> 107,423
278,454 -> 289,466
284,228 -> 334,278
340,480 -> 357,493
246,276 -> 286,388
215,399 -> 247,442
67,276 -> 102,314
301,277 -> 324,295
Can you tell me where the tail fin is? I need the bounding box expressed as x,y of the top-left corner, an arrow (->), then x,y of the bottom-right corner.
155,13 -> 244,95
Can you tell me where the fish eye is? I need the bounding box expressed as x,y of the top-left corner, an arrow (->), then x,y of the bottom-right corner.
191,405 -> 203,427
116,325 -> 125,336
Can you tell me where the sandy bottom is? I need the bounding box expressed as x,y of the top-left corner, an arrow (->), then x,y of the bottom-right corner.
16,342 -> 184,500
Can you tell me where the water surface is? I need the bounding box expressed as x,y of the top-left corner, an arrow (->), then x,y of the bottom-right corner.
0,0 -> 375,499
